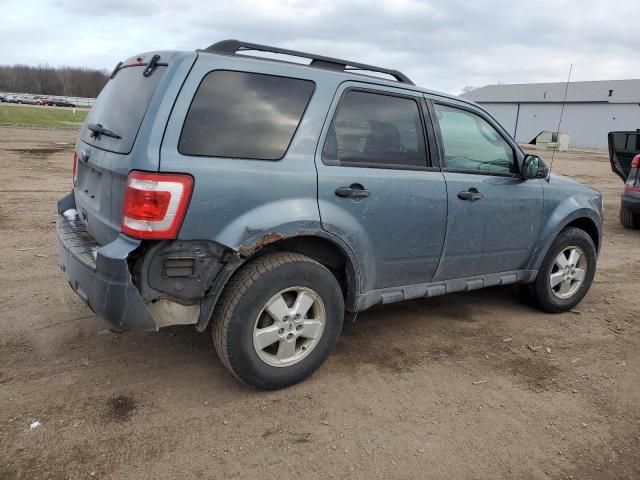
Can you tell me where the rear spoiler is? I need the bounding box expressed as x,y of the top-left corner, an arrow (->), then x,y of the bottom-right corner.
110,54 -> 167,79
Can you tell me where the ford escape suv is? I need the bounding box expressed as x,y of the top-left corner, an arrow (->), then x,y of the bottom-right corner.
57,40 -> 603,389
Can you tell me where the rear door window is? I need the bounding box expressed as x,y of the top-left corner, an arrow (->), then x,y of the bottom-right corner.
179,71 -> 315,160
80,64 -> 167,154
322,90 -> 427,168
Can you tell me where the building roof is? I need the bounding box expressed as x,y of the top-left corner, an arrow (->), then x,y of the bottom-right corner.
461,79 -> 640,104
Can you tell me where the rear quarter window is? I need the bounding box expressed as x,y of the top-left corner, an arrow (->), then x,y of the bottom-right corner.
179,71 -> 315,160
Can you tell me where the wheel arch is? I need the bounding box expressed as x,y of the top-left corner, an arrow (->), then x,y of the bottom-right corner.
564,216 -> 600,253
239,234 -> 359,308
528,208 -> 602,273
196,233 -> 359,332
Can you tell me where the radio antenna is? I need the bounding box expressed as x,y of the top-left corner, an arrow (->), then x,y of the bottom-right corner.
549,63 -> 573,176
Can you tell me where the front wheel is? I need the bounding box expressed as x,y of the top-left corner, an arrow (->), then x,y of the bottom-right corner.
530,227 -> 597,313
212,252 -> 344,389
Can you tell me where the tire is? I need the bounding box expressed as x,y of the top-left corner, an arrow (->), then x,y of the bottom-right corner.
530,227 -> 597,313
212,252 -> 344,389
620,206 -> 639,229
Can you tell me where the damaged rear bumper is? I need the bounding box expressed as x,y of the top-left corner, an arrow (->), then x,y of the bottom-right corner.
57,192 -> 160,331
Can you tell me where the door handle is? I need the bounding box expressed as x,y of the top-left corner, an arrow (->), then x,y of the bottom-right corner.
457,188 -> 483,201
335,184 -> 370,198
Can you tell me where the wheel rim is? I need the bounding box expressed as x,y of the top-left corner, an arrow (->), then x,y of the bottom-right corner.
252,287 -> 326,368
550,246 -> 587,299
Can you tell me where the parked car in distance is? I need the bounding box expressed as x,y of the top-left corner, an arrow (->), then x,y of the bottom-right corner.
50,97 -> 76,107
0,95 -> 5,103
609,131 -> 640,228
36,97 -> 54,106
57,40 -> 603,389
14,95 -> 39,105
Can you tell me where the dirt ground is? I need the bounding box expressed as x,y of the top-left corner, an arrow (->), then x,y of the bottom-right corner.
0,127 -> 638,480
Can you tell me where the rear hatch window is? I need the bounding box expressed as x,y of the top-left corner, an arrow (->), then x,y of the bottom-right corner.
80,57 -> 167,154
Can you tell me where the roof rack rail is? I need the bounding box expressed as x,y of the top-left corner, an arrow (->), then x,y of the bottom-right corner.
203,39 -> 414,85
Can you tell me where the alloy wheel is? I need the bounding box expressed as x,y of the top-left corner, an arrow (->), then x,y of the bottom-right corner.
549,246 -> 587,299
252,287 -> 326,367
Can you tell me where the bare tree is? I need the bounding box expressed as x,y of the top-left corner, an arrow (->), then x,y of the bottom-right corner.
461,86 -> 476,94
0,64 -> 108,97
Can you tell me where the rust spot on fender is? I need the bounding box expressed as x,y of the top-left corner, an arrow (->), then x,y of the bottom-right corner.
237,232 -> 284,257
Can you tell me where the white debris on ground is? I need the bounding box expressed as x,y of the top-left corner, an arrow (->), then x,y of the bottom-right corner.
29,420 -> 42,430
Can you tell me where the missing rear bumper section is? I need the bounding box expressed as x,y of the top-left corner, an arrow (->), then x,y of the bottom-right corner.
56,194 -> 218,330
57,212 -> 159,331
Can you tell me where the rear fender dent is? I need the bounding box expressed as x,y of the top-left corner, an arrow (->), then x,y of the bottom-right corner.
210,198 -> 322,253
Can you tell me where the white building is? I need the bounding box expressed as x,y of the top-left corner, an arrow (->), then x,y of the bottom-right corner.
461,79 -> 640,149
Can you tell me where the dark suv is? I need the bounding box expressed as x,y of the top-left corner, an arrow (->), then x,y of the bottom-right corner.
609,131 -> 640,228
57,40 -> 603,389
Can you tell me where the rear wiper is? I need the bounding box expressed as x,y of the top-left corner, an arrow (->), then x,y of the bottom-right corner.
88,123 -> 121,140
143,54 -> 161,77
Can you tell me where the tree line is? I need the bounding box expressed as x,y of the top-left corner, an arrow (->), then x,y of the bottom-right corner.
0,65 -> 109,98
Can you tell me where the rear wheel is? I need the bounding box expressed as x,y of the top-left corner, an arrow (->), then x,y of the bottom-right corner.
530,227 -> 597,313
212,252 -> 344,389
620,206 -> 639,229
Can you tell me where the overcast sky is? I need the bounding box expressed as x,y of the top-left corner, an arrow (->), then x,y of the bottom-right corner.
1,0 -> 638,94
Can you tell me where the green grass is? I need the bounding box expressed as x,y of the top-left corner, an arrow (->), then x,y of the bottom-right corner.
0,104 -> 88,129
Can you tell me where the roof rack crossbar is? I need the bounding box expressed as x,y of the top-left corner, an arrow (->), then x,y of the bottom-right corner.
203,39 -> 414,85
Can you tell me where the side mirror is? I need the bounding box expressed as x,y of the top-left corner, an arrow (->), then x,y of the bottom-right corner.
522,154 -> 549,180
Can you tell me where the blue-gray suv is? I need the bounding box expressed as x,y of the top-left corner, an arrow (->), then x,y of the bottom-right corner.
57,40 -> 603,389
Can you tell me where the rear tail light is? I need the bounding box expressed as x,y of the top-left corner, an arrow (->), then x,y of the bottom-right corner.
72,151 -> 78,186
625,154 -> 640,192
121,171 -> 193,240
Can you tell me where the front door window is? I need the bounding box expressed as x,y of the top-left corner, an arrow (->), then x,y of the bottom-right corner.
434,104 -> 516,175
